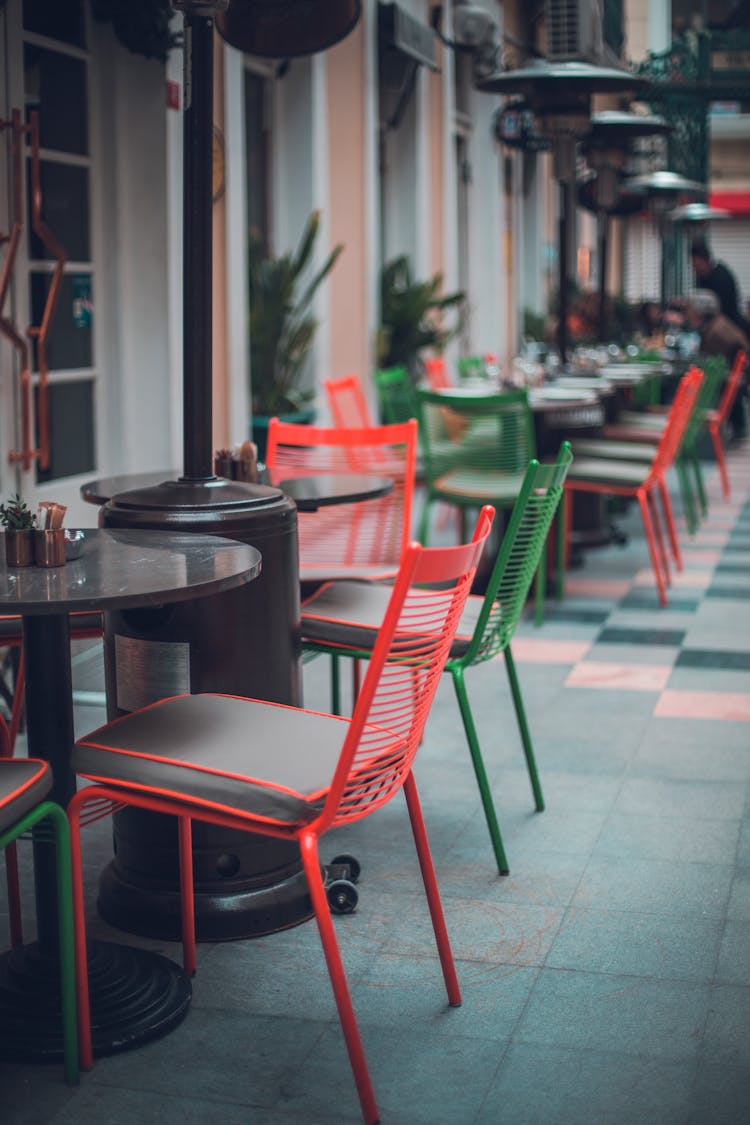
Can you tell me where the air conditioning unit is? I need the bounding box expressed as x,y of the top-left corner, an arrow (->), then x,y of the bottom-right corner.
544,0 -> 604,62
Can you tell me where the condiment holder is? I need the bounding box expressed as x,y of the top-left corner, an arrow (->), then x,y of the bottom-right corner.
34,528 -> 66,567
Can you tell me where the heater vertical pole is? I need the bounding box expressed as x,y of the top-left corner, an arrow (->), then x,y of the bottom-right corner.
182,10 -> 215,479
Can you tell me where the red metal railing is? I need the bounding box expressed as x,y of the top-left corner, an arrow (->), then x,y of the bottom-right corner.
0,109 -> 66,471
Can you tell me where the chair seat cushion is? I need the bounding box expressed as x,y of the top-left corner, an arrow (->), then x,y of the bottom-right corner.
0,759 -> 52,834
566,456 -> 652,487
432,469 -> 526,504
572,439 -> 656,462
73,694 -> 403,826
301,580 -> 483,659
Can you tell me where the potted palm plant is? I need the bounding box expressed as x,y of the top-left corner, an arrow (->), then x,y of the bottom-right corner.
376,255 -> 465,379
249,211 -> 343,459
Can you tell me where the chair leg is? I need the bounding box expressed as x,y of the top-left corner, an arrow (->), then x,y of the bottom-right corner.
402,771 -> 461,1006
178,816 -> 196,977
450,666 -> 510,875
298,832 -> 379,1125
330,653 -> 341,716
675,455 -> 698,536
68,794 -> 94,1071
691,450 -> 708,518
656,476 -> 682,570
47,803 -> 79,1085
648,487 -> 672,582
710,423 -> 731,500
504,645 -> 544,812
4,843 -> 23,947
637,490 -> 668,606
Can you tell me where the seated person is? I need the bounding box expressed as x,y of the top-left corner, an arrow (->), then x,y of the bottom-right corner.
687,289 -> 749,439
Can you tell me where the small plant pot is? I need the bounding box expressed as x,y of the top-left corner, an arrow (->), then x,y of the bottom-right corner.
4,529 -> 35,567
34,528 -> 66,568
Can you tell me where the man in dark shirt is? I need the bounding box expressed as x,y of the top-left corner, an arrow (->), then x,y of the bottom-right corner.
687,289 -> 749,439
690,239 -> 750,337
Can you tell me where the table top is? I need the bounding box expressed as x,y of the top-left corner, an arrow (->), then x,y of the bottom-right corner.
81,470 -> 177,505
0,528 -> 261,614
272,473 -> 394,511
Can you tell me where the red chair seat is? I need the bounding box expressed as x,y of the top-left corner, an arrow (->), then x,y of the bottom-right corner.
0,758 -> 52,832
74,693 -> 400,825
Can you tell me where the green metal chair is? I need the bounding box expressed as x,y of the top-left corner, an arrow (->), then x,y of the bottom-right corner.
0,721 -> 78,1083
416,386 -> 537,545
373,365 -> 418,425
301,443 -> 574,874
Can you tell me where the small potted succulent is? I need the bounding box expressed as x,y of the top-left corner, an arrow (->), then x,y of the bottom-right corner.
1,494 -> 37,566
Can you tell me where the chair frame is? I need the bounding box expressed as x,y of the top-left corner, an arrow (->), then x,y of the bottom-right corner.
323,373 -> 374,429
68,512 -> 494,1123
302,445 -> 573,875
708,350 -> 746,500
1,614 -> 101,947
0,740 -> 78,1083
563,367 -> 704,607
265,418 -> 418,582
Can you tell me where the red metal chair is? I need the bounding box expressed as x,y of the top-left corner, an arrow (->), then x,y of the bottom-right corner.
424,357 -> 451,390
0,734 -> 79,1083
265,418 -> 417,582
1,613 -> 101,946
68,508 -> 495,1123
562,366 -> 704,606
706,350 -> 746,500
324,373 -> 374,429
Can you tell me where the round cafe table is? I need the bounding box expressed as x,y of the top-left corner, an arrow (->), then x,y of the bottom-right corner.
272,472 -> 394,511
0,528 -> 261,1061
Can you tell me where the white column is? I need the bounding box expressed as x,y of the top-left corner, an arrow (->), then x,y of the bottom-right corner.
648,0 -> 670,54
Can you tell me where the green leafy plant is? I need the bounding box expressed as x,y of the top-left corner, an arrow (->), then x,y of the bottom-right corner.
249,211 -> 343,416
0,494 -> 36,530
377,256 -> 465,376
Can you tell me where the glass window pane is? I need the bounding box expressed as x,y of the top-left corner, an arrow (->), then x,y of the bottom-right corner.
28,160 -> 90,262
23,0 -> 86,48
24,46 -> 88,155
30,272 -> 93,371
35,379 -> 95,483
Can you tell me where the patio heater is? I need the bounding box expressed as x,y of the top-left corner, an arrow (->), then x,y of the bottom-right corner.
477,61 -> 645,364
580,111 -> 671,341
669,202 -> 731,295
626,169 -> 705,309
97,0 -> 363,946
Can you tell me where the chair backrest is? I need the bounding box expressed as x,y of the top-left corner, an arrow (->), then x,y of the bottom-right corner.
324,374 -> 374,429
416,386 -> 536,481
651,366 -> 704,478
715,349 -> 746,427
681,357 -> 725,451
457,355 -> 488,381
373,366 -> 417,425
423,357 -> 451,390
458,443 -> 573,667
319,507 -> 495,832
265,419 -> 418,576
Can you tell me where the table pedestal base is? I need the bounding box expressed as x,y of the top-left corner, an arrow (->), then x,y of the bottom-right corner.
0,939 -> 191,1061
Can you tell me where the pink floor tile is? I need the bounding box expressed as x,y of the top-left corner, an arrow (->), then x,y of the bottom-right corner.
509,638 -> 591,664
687,532 -> 730,547
681,549 -> 722,565
632,568 -> 713,589
565,662 -> 672,691
563,577 -> 631,598
655,690 -> 750,721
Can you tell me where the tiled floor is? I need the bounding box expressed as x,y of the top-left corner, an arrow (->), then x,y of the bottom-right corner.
2,439 -> 749,1124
